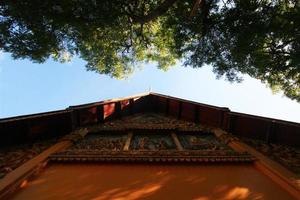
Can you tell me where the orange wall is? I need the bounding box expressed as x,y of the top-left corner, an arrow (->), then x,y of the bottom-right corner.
10,164 -> 295,200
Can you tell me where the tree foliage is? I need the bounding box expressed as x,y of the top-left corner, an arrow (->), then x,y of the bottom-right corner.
1,0 -> 300,101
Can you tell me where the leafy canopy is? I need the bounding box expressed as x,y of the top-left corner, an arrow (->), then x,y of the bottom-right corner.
1,0 -> 300,101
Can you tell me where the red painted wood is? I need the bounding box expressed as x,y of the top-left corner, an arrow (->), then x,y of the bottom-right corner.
181,102 -> 195,121
169,100 -> 180,118
103,103 -> 115,119
78,107 -> 98,125
120,100 -> 130,116
1,93 -> 300,147
198,106 -> 222,127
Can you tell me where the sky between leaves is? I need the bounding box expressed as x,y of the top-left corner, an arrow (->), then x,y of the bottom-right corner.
0,51 -> 299,123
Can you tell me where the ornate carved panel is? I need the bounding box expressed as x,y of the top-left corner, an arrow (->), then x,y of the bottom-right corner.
50,113 -> 255,163
67,133 -> 127,152
130,133 -> 176,151
177,132 -> 230,151
240,137 -> 300,175
88,113 -> 210,132
50,150 -> 254,163
0,138 -> 58,179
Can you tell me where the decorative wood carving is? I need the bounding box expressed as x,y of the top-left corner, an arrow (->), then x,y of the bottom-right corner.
50,149 -> 254,163
178,132 -> 231,151
130,133 -> 176,151
69,134 -> 127,152
88,113 -> 212,132
241,137 -> 300,175
0,138 -> 58,179
50,114 -> 255,164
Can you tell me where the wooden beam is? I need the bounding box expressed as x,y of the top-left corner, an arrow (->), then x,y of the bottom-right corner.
178,101 -> 182,119
70,110 -> 79,130
165,98 -> 170,115
129,99 -> 134,115
189,0 -> 203,18
25,119 -> 31,141
96,105 -> 104,123
218,110 -> 224,128
194,105 -> 199,123
115,102 -> 122,119
171,133 -> 183,151
266,120 -> 276,144
123,132 -> 133,151
227,114 -> 236,134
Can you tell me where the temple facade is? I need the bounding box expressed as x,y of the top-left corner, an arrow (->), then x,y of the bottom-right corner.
0,93 -> 300,199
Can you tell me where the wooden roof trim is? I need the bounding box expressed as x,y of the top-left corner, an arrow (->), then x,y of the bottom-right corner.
229,112 -> 300,127
0,92 -> 150,123
1,92 -> 299,128
151,92 -> 300,127
0,109 -> 71,123
149,92 -> 230,111
68,92 -> 150,110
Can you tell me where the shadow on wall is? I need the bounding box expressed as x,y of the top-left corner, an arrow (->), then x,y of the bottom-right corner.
10,164 -> 294,200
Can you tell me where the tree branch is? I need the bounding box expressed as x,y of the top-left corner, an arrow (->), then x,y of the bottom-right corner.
189,0 -> 204,18
132,0 -> 178,24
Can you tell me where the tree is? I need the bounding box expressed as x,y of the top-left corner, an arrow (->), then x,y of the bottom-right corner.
1,0 -> 300,101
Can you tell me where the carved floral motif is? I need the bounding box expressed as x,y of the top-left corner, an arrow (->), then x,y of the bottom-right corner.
50,150 -> 254,163
240,137 -> 300,175
88,113 -> 212,132
51,131 -> 254,163
130,134 -> 176,151
178,133 -> 231,151
50,113 -> 255,163
0,138 -> 58,179
70,134 -> 127,151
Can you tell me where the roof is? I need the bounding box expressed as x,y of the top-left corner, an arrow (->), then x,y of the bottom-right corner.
1,93 -> 300,199
0,92 -> 300,147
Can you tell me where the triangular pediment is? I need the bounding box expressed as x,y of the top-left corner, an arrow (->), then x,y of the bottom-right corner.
2,94 -> 300,200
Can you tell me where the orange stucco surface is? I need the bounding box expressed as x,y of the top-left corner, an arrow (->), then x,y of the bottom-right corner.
10,163 -> 295,200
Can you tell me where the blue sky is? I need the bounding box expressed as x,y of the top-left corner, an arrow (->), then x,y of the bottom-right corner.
0,51 -> 300,123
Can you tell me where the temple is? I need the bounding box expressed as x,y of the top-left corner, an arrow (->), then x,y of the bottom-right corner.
0,93 -> 300,199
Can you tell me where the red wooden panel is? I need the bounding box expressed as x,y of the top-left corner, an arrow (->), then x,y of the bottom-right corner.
169,100 -> 180,117
121,100 -> 130,110
231,115 -> 269,140
157,97 -> 168,113
120,99 -> 130,116
104,103 -> 115,119
198,106 -> 221,127
28,118 -> 48,138
132,97 -> 145,113
0,112 -> 72,147
0,120 -> 27,146
222,111 -> 230,130
276,123 -> 300,147
79,106 -> 98,125
181,103 -> 195,121
25,113 -> 71,141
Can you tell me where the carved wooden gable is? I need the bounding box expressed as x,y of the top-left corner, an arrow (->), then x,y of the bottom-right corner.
50,113 -> 254,163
